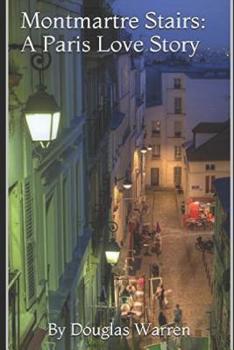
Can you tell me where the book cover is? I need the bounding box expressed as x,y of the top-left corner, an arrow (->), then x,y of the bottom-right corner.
7,1 -> 232,349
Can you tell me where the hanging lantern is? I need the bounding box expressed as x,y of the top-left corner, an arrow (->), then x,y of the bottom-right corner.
123,177 -> 133,190
24,86 -> 61,148
105,239 -> 120,265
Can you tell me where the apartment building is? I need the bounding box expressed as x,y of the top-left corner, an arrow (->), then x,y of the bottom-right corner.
144,60 -> 229,191
8,1 -> 89,349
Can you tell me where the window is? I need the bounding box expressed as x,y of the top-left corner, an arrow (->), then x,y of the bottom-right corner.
23,177 -> 36,308
206,164 -> 216,171
205,175 -> 216,193
192,185 -> 200,190
152,121 -> 161,136
174,167 -> 182,186
152,144 -> 161,159
174,78 -> 182,89
175,146 -> 182,160
174,121 -> 182,137
174,97 -> 182,114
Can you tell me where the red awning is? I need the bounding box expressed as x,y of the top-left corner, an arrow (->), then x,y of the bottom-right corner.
189,197 -> 215,203
27,328 -> 47,350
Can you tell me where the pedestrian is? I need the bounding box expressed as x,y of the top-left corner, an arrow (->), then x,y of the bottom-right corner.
159,284 -> 165,309
151,263 -> 159,277
158,311 -> 167,327
155,221 -> 161,233
174,304 -> 183,325
181,202 -> 185,215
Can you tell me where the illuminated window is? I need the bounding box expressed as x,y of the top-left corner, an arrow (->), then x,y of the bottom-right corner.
152,121 -> 161,136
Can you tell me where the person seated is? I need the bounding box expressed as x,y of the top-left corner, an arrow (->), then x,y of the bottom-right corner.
120,303 -> 131,317
137,277 -> 145,290
126,283 -> 136,296
131,301 -> 143,318
135,290 -> 144,303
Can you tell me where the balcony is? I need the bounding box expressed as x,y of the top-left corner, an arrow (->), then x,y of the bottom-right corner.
174,131 -> 183,138
151,131 -> 161,137
152,154 -> 160,160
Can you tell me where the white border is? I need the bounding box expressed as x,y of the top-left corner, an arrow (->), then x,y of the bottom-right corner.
6,0 -> 9,348
230,0 -> 233,347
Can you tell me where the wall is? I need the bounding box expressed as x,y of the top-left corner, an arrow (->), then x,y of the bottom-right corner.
187,161 -> 230,198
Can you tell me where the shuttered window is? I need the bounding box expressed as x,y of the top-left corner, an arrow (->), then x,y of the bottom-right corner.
23,177 -> 36,309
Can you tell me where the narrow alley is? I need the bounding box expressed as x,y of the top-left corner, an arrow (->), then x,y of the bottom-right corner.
128,190 -> 213,349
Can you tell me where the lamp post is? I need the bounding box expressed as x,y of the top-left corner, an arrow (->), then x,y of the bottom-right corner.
9,44 -> 61,148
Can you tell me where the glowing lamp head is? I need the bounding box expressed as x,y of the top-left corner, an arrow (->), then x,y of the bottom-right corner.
24,87 -> 60,147
105,239 -> 120,265
123,178 -> 132,190
147,144 -> 153,151
140,146 -> 147,154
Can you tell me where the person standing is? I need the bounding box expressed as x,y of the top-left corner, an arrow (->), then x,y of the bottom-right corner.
151,263 -> 159,277
174,304 -> 183,325
159,285 -> 165,309
158,311 -> 167,327
156,222 -> 161,233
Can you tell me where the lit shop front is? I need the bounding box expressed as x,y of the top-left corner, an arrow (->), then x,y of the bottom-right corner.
184,197 -> 215,230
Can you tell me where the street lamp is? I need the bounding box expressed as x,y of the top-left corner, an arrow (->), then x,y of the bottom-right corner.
123,177 -> 133,190
115,172 -> 132,190
105,239 -> 120,266
147,144 -> 153,151
140,145 -> 147,154
25,86 -> 60,148
9,44 -> 61,148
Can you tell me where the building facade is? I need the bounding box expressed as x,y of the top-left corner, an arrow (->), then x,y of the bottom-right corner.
210,178 -> 230,350
144,61 -> 229,192
144,71 -> 186,189
184,121 -> 230,207
8,1 -> 90,349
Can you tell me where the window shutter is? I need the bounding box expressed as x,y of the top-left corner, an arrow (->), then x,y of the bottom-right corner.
23,177 -> 36,309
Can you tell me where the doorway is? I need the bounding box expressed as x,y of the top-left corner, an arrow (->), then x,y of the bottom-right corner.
174,167 -> 182,187
151,168 -> 159,186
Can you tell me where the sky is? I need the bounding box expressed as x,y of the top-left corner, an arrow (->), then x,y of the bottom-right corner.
113,0 -> 230,49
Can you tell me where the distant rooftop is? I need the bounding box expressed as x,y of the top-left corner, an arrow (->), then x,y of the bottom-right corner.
186,123 -> 230,161
192,121 -> 229,134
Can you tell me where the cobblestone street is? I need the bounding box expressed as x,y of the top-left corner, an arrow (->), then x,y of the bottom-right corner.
134,190 -> 214,349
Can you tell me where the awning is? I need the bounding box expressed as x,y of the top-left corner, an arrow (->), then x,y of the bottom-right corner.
27,328 -> 47,350
189,197 -> 215,203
